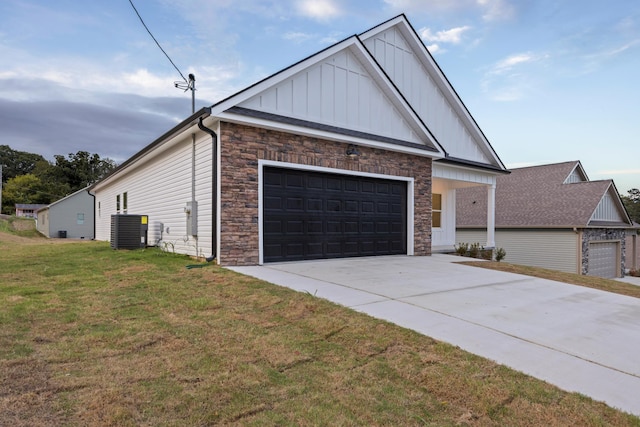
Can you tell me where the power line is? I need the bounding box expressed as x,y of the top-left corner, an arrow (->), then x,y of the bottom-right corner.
127,0 -> 188,84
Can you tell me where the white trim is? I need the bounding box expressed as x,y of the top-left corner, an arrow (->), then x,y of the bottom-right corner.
215,120 -> 222,265
210,35 -> 445,158
486,183 -> 496,248
257,159 -> 415,265
359,16 -> 506,170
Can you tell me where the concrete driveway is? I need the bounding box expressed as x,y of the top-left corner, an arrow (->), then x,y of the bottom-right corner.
229,254 -> 640,416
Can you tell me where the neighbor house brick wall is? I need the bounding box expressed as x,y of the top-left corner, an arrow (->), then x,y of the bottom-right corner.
218,121 -> 433,266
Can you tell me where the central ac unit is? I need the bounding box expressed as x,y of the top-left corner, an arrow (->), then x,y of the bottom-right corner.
111,214 -> 148,249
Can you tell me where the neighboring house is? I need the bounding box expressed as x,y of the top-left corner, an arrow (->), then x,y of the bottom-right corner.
15,204 -> 47,218
36,187 -> 95,239
627,224 -> 640,272
91,14 -> 508,266
456,161 -> 635,278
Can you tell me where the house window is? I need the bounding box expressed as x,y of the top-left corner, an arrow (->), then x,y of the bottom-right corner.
123,192 -> 128,213
432,193 -> 442,228
77,213 -> 84,225
116,195 -> 120,213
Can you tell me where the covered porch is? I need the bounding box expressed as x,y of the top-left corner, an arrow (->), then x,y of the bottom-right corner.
431,163 -> 498,253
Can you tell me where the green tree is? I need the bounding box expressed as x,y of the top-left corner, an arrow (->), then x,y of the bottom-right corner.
0,145 -> 46,183
1,174 -> 49,214
622,188 -> 640,224
51,151 -> 117,191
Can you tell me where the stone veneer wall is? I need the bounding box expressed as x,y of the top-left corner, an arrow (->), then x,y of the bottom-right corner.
581,228 -> 626,276
218,121 -> 433,266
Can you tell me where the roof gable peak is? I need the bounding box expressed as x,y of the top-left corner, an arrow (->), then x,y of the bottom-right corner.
359,15 -> 506,171
213,34 -> 444,156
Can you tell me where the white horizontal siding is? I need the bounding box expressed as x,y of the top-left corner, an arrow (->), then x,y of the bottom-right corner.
239,48 -> 422,144
363,27 -> 490,164
94,133 -> 213,258
456,229 -> 579,274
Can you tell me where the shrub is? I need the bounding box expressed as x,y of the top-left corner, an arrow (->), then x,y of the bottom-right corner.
454,242 -> 469,256
480,248 -> 493,260
495,247 -> 506,262
468,242 -> 481,258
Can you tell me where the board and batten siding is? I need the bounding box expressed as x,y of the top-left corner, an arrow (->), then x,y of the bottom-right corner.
362,26 -> 491,165
94,132 -> 213,258
456,229 -> 579,274
238,48 -> 423,145
591,192 -> 625,222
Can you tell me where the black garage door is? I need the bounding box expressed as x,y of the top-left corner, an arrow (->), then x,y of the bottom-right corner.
263,167 -> 407,263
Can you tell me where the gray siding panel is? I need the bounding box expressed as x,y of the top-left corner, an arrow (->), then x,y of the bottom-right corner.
457,229 -> 579,273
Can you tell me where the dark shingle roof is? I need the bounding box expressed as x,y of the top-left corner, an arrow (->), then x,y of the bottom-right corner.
457,161 -> 629,228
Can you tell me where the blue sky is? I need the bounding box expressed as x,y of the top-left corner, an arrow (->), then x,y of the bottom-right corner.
1,0 -> 638,192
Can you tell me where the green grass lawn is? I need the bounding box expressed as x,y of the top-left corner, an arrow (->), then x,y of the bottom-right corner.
1,225 -> 639,426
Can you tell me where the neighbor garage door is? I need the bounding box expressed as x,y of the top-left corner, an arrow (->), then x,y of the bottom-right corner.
588,241 -> 619,278
263,167 -> 407,263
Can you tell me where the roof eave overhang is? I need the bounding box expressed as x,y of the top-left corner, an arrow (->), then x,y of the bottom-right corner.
436,156 -> 511,174
217,108 -> 444,159
359,15 -> 507,171
91,107 -> 212,191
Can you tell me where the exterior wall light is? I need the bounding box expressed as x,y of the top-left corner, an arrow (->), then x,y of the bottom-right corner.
346,144 -> 360,158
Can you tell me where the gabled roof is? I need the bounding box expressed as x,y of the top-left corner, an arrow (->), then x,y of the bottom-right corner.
38,186 -> 92,212
359,14 -> 507,172
93,14 -> 505,191
457,161 -> 633,228
16,204 -> 47,210
211,30 -> 445,158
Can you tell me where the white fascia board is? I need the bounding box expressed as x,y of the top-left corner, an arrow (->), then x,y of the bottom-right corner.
209,36 -> 443,157
92,122 -> 201,191
361,16 -> 506,170
569,161 -> 589,182
210,38 -> 359,117
348,41 -> 444,155
602,181 -> 633,225
216,111 -> 444,159
433,162 -> 500,186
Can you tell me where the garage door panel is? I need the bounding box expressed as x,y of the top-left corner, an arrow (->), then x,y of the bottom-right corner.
263,167 -> 407,262
588,241 -> 619,278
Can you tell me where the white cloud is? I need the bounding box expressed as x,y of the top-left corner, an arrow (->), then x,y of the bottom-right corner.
384,0 -> 515,21
482,52 -> 547,101
491,52 -> 537,74
383,0 -> 465,12
296,0 -> 342,21
597,169 -> 640,176
477,0 -> 514,22
420,26 -> 471,44
283,31 -> 314,43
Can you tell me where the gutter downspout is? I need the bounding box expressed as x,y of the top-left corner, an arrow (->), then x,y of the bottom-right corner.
197,118 -> 218,263
87,188 -> 96,240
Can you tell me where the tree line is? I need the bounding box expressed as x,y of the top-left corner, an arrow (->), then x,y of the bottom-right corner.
623,189 -> 640,225
0,145 -> 116,215
1,143 -> 639,224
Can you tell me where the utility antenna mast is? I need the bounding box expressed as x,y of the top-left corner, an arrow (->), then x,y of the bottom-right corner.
175,73 -> 196,114
128,0 -> 195,113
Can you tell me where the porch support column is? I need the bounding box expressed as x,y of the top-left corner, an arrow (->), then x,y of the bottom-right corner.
486,183 -> 496,248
